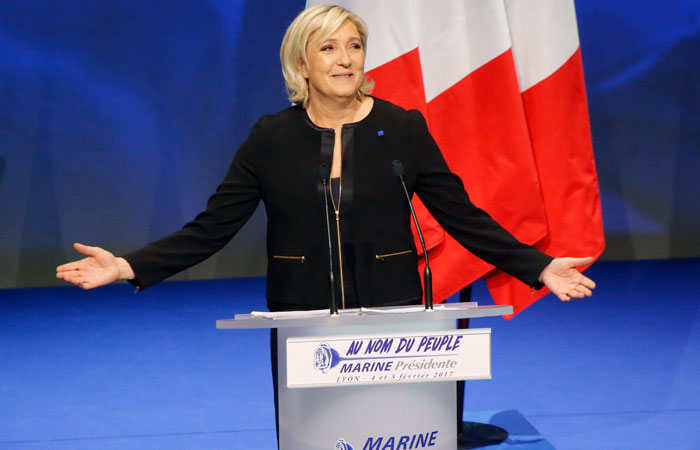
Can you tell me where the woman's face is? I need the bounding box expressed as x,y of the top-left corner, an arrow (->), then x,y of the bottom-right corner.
301,20 -> 365,104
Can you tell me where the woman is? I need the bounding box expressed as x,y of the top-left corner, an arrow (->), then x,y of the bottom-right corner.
56,5 -> 595,306
57,5 -> 596,444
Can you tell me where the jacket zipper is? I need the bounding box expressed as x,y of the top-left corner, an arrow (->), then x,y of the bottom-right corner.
273,255 -> 305,263
375,249 -> 413,262
330,181 -> 346,309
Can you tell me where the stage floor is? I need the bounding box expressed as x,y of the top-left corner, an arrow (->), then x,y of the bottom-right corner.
1,258 -> 698,449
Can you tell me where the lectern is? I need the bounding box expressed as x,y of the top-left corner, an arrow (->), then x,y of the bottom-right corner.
217,303 -> 512,450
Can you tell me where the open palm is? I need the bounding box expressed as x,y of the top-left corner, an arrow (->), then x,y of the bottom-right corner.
56,243 -> 123,289
540,257 -> 596,301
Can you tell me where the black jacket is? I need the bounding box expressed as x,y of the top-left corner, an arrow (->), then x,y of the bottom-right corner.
124,98 -> 552,310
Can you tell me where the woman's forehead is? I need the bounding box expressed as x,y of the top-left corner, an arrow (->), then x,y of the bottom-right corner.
311,20 -> 361,45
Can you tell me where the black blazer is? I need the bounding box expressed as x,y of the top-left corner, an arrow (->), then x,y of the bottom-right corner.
124,98 -> 552,310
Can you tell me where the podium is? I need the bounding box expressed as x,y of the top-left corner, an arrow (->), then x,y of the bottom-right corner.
217,303 -> 512,450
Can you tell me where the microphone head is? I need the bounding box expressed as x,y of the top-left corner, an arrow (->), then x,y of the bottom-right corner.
391,160 -> 405,178
318,163 -> 330,181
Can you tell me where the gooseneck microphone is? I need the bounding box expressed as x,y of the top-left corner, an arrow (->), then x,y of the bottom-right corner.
391,160 -> 434,311
319,163 -> 339,316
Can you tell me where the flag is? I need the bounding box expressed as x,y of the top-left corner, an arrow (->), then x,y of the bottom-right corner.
484,0 -> 605,317
305,0 -> 604,317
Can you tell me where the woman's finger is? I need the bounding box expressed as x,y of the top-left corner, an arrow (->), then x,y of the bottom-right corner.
57,271 -> 82,285
73,243 -> 102,257
569,256 -> 594,267
56,261 -> 84,272
575,284 -> 593,296
568,290 -> 583,299
579,275 -> 596,289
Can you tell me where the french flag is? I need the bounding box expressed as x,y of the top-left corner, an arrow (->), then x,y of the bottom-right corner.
307,0 -> 605,317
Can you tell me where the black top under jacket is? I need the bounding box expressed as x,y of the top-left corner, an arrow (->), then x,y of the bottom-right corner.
123,97 -> 553,311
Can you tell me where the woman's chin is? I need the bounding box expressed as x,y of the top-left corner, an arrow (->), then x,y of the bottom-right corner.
314,91 -> 358,103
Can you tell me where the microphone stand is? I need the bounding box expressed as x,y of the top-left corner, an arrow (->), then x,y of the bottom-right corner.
391,160 -> 434,311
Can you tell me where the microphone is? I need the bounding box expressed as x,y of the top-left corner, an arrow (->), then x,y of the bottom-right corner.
391,160 -> 434,311
319,163 -> 339,316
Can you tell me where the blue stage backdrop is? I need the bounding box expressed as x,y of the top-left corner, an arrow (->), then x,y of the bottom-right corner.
1,0 -> 699,289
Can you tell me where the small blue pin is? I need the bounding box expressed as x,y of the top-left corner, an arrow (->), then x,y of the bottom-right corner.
377,130 -> 384,136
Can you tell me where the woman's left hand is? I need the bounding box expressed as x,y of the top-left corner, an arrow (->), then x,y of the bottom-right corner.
539,257 -> 596,302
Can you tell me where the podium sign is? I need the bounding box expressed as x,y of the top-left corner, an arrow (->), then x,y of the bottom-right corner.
217,302 -> 513,450
287,328 -> 491,388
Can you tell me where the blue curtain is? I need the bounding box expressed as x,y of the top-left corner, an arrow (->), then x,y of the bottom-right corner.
1,0 -> 699,288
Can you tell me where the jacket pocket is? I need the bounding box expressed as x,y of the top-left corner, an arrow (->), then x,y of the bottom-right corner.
375,249 -> 413,262
267,252 -> 308,302
369,247 -> 422,303
272,254 -> 306,263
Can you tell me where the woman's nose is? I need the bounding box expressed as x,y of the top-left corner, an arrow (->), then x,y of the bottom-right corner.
337,48 -> 351,66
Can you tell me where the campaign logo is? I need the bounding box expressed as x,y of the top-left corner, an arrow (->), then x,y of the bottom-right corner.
314,343 -> 341,373
335,438 -> 354,450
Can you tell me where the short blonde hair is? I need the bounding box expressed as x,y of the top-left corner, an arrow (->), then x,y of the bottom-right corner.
280,5 -> 374,108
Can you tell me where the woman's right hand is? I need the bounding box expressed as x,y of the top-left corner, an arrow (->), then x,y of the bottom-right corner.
56,243 -> 135,289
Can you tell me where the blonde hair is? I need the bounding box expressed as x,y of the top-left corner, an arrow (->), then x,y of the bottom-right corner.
280,5 -> 374,108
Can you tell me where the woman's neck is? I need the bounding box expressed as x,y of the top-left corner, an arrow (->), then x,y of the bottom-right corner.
306,95 -> 371,130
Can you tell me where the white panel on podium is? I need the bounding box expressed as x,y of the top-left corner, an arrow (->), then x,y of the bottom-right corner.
286,328 -> 491,388
217,303 -> 513,450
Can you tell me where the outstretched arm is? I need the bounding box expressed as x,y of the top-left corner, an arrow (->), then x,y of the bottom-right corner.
539,257 -> 596,301
56,243 -> 135,289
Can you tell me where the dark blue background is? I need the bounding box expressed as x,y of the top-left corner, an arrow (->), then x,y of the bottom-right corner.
1,0 -> 699,289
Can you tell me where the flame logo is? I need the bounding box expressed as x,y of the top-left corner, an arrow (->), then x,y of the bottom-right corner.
314,343 -> 340,373
335,438 -> 354,450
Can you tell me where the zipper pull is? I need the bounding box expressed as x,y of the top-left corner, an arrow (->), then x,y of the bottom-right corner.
335,210 -> 340,221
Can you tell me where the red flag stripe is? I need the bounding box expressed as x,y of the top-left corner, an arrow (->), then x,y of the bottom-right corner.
485,49 -> 605,318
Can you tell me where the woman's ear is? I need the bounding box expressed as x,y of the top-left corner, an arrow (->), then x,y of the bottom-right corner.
299,61 -> 309,79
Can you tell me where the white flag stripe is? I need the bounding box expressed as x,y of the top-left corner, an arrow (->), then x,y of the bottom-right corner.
504,0 -> 580,92
415,0 -> 511,102
305,0 -> 417,72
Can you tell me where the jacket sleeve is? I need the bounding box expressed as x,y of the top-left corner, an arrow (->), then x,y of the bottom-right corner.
122,117 -> 266,290
410,110 -> 552,289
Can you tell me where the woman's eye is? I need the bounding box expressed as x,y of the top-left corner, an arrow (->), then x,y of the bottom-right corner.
321,45 -> 333,51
